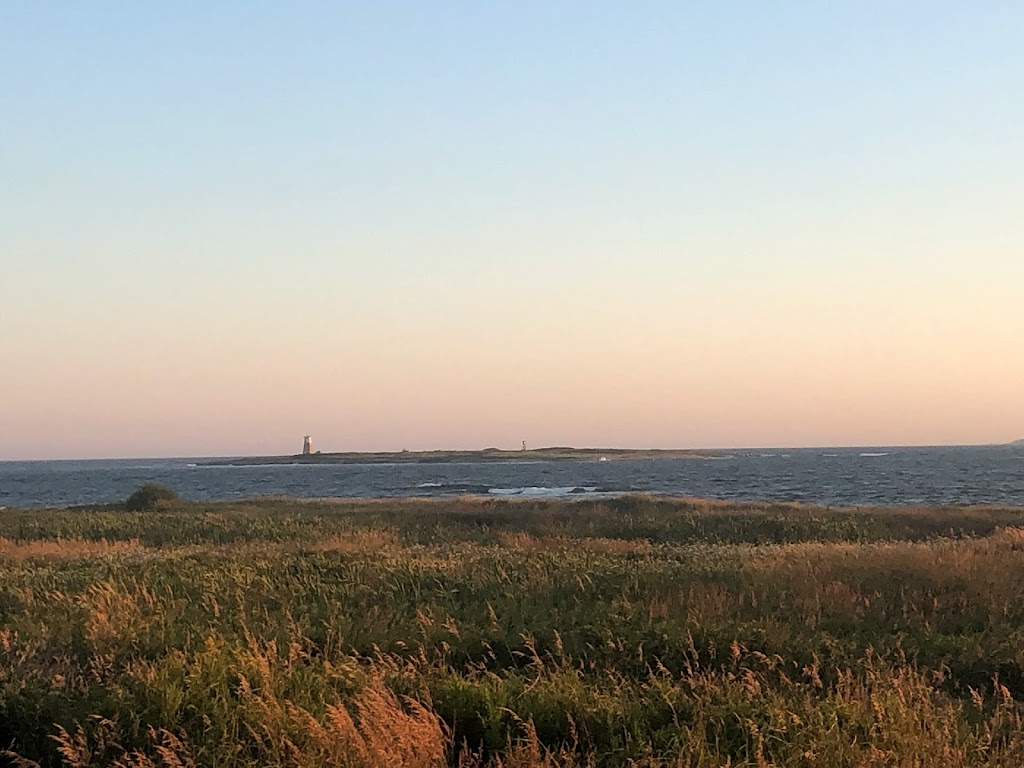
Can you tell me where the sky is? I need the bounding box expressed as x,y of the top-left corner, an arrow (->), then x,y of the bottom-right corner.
2,2 -> 1023,460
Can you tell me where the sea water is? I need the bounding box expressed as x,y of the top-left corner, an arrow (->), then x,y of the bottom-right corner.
1,445 -> 1023,509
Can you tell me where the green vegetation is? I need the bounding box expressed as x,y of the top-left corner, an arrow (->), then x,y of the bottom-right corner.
3,496 -> 1024,766
207,446 -> 715,465
124,484 -> 180,512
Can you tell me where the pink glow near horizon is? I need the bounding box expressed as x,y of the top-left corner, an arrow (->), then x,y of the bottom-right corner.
5,260 -> 1022,459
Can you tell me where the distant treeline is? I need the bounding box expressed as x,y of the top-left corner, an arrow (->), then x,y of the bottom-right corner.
206,446 -> 716,466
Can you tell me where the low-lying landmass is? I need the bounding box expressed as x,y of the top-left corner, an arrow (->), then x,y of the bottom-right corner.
207,446 -> 717,466
3,494 -> 1024,766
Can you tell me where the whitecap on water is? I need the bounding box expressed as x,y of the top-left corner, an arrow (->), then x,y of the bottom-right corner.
488,486 -> 599,497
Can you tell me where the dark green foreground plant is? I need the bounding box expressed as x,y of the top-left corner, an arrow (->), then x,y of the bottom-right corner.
124,483 -> 180,512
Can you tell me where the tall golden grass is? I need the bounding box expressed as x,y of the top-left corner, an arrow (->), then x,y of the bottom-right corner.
0,537 -> 142,560
3,497 -> 1024,766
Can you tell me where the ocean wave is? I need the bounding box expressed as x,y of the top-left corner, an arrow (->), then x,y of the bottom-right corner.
859,452 -> 890,457
414,482 -> 622,497
189,462 -> 327,469
411,482 -> 493,495
187,463 -> 248,469
488,486 -> 605,497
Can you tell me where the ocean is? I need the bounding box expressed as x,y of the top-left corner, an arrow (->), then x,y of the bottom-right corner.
1,444 -> 1023,509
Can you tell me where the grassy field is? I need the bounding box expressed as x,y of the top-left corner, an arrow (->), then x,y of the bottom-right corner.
3,495 -> 1024,766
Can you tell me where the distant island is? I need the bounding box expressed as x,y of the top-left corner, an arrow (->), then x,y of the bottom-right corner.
1012,439 -> 1024,446
205,446 -> 718,466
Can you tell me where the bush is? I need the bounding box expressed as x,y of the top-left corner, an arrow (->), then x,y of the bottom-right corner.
125,483 -> 180,511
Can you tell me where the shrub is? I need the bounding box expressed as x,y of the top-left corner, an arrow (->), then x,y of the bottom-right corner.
125,483 -> 179,512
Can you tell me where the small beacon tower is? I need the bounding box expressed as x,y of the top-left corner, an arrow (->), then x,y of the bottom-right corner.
302,435 -> 313,455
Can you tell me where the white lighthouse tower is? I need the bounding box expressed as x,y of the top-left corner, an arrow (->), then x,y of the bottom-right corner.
302,435 -> 313,455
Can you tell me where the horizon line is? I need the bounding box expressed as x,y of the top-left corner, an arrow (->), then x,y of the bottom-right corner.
2,440 -> 1020,463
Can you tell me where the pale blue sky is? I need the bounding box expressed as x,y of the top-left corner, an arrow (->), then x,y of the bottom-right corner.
2,3 -> 1023,459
